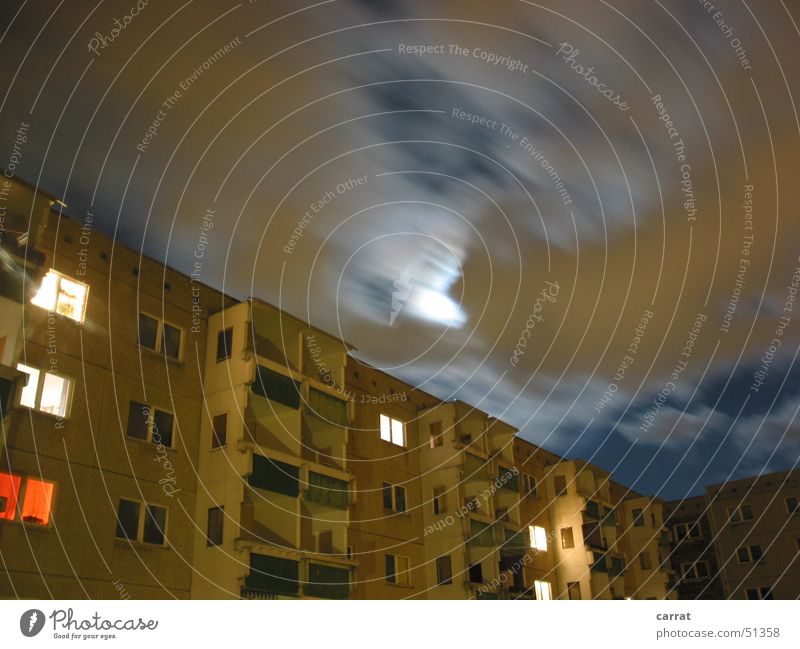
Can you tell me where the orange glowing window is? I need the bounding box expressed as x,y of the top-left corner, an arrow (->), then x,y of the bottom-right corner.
0,473 -> 22,520
21,479 -> 54,526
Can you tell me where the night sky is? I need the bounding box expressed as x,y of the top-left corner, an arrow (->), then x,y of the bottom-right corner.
3,0 -> 800,498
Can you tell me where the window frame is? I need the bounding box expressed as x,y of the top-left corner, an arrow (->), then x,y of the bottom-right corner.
533,579 -> 552,600
216,327 -> 233,363
30,269 -> 89,323
785,496 -> 799,515
561,526 -> 575,549
126,400 -> 175,448
435,555 -> 453,586
211,412 -> 228,449
137,311 -> 184,361
736,544 -> 763,564
529,525 -> 548,551
379,413 -> 406,447
206,506 -> 224,546
432,486 -> 446,515
553,475 -> 567,496
385,553 -> 411,586
681,560 -> 709,580
523,473 -> 537,497
727,503 -> 754,524
632,508 -> 644,527
114,498 -> 168,546
0,472 -> 57,527
16,363 -> 73,419
382,482 -> 407,513
639,550 -> 652,570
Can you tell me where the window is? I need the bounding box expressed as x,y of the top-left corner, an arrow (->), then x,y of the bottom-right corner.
379,414 -> 405,447
529,525 -> 548,551
115,499 -> 167,545
429,420 -> 443,448
567,581 -> 581,600
553,475 -> 567,496
681,561 -> 709,580
468,563 -> 483,584
31,269 -> 89,323
126,401 -> 174,447
561,527 -> 574,549
432,487 -> 446,515
728,503 -> 754,523
436,556 -> 452,585
673,522 -> 702,541
523,473 -> 537,497
216,327 -> 233,362
0,473 -> 55,525
207,506 -> 224,546
212,413 -> 227,448
138,313 -> 182,360
16,364 -> 72,418
534,580 -> 552,600
383,483 -> 406,512
746,587 -> 773,600
639,551 -> 652,570
632,508 -> 644,526
385,554 -> 410,585
786,496 -> 799,515
736,545 -> 763,564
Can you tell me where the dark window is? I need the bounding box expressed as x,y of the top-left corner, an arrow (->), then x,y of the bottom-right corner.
212,413 -> 227,448
306,563 -> 350,599
561,527 -> 574,549
115,499 -> 139,540
568,581 -> 581,600
395,485 -> 406,512
639,551 -> 651,570
216,328 -> 233,362
468,563 -> 483,584
138,313 -> 158,350
126,401 -> 149,440
633,508 -> 644,526
553,475 -> 567,496
246,553 -> 299,597
433,487 -> 445,515
786,496 -> 799,514
385,554 -> 396,583
382,483 -> 393,510
161,323 -> 182,359
695,561 -> 709,578
251,365 -> 301,409
429,420 -> 443,448
207,506 -> 223,546
152,409 -> 174,447
741,504 -> 753,520
248,455 -> 300,497
751,545 -> 763,561
143,505 -> 166,545
436,556 -> 452,585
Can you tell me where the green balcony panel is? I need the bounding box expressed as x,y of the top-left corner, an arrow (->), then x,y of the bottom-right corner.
248,455 -> 300,497
307,387 -> 348,426
251,365 -> 301,409
245,554 -> 299,596
305,563 -> 350,599
469,520 -> 495,547
306,471 -> 349,509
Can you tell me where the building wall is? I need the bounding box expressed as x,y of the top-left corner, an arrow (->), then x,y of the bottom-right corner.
0,212 -> 229,598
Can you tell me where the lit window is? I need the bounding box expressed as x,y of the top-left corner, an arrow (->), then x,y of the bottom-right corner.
385,554 -> 410,585
137,312 -> 182,360
16,364 -> 72,418
126,401 -> 174,447
534,580 -> 552,600
529,525 -> 548,551
379,414 -> 405,447
31,270 -> 89,323
0,473 -> 54,526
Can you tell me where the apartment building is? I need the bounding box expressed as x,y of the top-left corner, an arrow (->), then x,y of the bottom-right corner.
1,174 -> 231,598
705,469 -> 800,600
191,300 -> 356,599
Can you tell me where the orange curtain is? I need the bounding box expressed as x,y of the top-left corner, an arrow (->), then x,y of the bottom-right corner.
21,479 -> 54,525
0,473 -> 22,520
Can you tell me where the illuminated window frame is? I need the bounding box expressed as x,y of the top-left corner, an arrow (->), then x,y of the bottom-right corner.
30,269 -> 89,323
0,472 -> 56,527
379,414 -> 406,447
16,363 -> 72,419
529,525 -> 548,551
534,579 -> 552,600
